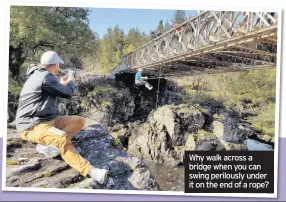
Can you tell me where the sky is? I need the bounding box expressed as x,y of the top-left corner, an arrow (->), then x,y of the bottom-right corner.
88,8 -> 197,39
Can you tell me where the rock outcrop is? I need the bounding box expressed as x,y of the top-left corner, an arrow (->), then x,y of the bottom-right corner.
127,104 -> 254,165
6,69 -> 274,192
6,120 -> 160,191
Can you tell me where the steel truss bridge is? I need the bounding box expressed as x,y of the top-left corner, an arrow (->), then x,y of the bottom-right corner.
119,11 -> 278,76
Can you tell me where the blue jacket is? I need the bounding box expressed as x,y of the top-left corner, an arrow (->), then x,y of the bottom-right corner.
135,72 -> 142,81
15,65 -> 75,133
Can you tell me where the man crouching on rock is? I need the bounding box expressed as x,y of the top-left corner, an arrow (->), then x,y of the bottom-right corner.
15,51 -> 108,185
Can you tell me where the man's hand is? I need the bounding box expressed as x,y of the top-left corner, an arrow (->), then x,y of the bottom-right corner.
142,76 -> 148,80
60,75 -> 72,86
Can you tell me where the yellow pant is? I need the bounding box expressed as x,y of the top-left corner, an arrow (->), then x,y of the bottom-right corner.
20,116 -> 92,176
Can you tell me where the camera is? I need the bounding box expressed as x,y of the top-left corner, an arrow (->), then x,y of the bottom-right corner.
68,70 -> 74,79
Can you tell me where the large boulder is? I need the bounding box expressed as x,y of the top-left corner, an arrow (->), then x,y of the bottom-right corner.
212,112 -> 251,151
86,87 -> 135,126
6,120 -> 160,191
127,104 -> 259,164
195,131 -> 226,151
179,134 -> 196,163
60,73 -> 136,127
149,104 -> 205,146
128,104 -> 205,165
213,112 -> 253,143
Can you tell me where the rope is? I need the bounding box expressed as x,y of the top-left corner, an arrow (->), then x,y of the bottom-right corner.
155,66 -> 162,109
147,77 -> 164,80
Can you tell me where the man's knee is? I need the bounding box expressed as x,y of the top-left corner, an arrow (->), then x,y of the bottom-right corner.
20,132 -> 27,141
76,116 -> 86,129
20,130 -> 34,142
57,136 -> 72,151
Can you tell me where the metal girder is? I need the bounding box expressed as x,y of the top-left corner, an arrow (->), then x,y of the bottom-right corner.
211,52 -> 274,65
166,64 -> 276,78
121,11 -> 278,72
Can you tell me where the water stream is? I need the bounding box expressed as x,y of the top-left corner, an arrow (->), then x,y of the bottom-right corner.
145,161 -> 185,192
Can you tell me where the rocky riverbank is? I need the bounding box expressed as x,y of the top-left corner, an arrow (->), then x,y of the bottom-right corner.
6,119 -> 159,190
6,69 -> 274,191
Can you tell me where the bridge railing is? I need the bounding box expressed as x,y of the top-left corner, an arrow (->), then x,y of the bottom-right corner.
123,11 -> 278,69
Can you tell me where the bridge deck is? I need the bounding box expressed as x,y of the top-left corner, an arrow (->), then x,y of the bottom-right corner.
119,11 -> 278,76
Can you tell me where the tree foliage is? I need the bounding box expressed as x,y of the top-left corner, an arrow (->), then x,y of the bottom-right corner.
9,7 -> 191,77
171,10 -> 187,24
178,69 -> 276,138
97,26 -> 149,73
164,19 -> 172,32
98,26 -> 124,70
157,19 -> 164,33
124,28 -> 149,54
9,6 -> 96,78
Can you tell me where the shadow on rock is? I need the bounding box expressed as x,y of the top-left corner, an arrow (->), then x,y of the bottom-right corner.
72,122 -> 160,190
5,121 -> 160,191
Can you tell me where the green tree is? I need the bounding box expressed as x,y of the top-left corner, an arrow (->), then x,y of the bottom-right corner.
164,19 -> 172,32
99,25 -> 124,71
9,6 -> 95,79
157,19 -> 164,33
123,28 -> 150,55
140,31 -> 151,44
171,10 -> 187,24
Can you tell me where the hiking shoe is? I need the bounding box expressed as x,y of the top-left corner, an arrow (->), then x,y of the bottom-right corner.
89,167 -> 109,185
148,86 -> 153,90
36,144 -> 60,158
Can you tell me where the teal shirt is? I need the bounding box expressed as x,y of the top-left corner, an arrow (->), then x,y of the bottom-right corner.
135,72 -> 142,81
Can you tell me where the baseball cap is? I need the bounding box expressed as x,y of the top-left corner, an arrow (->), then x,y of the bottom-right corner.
40,51 -> 64,65
138,68 -> 143,72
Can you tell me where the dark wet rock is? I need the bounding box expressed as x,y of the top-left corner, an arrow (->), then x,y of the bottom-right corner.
57,73 -> 136,126
8,69 -> 185,128
196,139 -> 225,151
195,132 -> 226,151
109,124 -> 131,148
58,96 -> 85,116
7,68 -> 275,192
127,103 -> 258,165
213,112 -> 253,143
145,162 -> 184,191
6,120 -> 160,191
87,87 -> 135,126
114,71 -> 185,121
212,119 -> 248,151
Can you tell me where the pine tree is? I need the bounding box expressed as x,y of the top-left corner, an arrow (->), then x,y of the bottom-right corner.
157,19 -> 164,33
171,10 -> 187,24
99,25 -> 124,71
123,28 -> 149,54
9,6 -> 95,79
164,19 -> 172,32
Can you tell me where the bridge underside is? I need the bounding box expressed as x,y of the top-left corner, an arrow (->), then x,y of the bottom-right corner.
150,39 -> 277,77
121,11 -> 278,77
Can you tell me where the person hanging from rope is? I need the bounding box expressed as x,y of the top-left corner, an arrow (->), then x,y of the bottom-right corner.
135,68 -> 153,90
